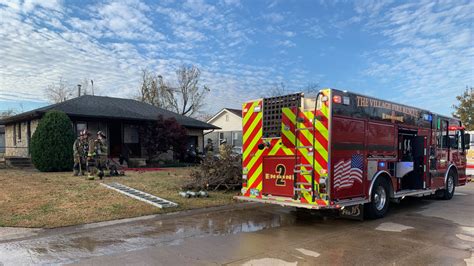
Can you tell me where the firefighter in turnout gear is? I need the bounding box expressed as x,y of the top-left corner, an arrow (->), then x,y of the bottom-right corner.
87,133 -> 98,180
73,131 -> 84,176
81,130 -> 91,175
87,131 -> 109,180
95,131 -> 108,179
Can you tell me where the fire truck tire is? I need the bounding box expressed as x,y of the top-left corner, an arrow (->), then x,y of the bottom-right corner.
441,173 -> 455,200
365,178 -> 390,219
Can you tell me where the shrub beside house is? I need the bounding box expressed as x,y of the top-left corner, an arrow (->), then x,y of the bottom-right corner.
30,110 -> 75,172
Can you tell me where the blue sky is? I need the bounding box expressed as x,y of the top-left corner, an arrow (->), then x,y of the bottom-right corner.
0,0 -> 472,117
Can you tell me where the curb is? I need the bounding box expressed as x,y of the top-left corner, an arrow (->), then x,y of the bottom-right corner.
0,202 -> 259,243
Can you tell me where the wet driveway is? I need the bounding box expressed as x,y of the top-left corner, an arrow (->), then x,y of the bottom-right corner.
1,184 -> 473,265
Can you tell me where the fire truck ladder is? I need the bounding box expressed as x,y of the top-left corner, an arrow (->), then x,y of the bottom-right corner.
293,93 -> 321,202
293,104 -> 315,201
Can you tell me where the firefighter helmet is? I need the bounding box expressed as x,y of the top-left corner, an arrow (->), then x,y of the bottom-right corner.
97,131 -> 106,138
82,129 -> 90,136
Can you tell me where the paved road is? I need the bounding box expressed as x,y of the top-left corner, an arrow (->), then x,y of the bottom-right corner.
1,184 -> 473,265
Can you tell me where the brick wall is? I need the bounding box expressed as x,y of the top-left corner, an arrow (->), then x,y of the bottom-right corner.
4,119 -> 39,158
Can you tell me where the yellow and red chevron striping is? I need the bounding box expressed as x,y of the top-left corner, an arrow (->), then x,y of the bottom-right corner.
242,100 -> 263,197
242,89 -> 332,205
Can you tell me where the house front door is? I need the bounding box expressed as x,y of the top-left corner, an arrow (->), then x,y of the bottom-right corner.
109,123 -> 122,157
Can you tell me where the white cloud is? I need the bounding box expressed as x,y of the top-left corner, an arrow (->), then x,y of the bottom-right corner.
29,0 -> 62,11
361,0 -> 474,113
354,0 -> 393,17
277,39 -> 296,48
263,12 -> 284,23
222,0 -> 241,7
183,0 -> 215,16
301,18 -> 325,39
282,31 -> 295,37
71,0 -> 165,41
173,25 -> 207,41
0,0 -> 307,114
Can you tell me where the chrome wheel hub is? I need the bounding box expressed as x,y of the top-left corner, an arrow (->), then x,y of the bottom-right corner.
447,176 -> 454,194
374,186 -> 387,211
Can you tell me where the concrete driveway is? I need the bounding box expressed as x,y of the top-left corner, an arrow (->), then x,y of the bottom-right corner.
1,183 -> 473,265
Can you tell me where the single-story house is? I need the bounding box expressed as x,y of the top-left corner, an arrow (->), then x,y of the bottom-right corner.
205,108 -> 242,152
0,95 -> 218,162
0,124 -> 5,155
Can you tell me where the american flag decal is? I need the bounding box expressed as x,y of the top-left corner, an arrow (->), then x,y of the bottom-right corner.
334,154 -> 364,190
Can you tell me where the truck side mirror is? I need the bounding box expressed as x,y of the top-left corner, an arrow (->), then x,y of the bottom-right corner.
464,133 -> 470,150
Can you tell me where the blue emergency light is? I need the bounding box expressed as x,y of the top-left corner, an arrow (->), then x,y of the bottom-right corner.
423,114 -> 432,122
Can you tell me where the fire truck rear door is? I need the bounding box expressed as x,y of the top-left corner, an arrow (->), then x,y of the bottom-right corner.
262,156 -> 296,197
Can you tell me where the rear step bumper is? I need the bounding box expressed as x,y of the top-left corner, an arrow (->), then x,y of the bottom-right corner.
234,196 -> 332,209
234,196 -> 370,210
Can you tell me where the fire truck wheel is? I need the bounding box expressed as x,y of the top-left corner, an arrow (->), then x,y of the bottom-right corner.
365,178 -> 390,219
442,173 -> 455,200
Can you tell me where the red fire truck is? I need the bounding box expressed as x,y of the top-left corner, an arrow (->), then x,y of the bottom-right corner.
235,89 -> 470,219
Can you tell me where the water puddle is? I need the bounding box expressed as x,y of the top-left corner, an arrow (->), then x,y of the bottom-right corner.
375,222 -> 414,232
0,206 -> 297,265
242,258 -> 297,266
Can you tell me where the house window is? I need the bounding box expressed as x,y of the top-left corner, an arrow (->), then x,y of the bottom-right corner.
13,124 -> 16,146
218,132 -> 225,144
0,131 -> 4,153
76,122 -> 87,136
124,124 -> 139,144
17,123 -> 21,142
232,132 -> 238,146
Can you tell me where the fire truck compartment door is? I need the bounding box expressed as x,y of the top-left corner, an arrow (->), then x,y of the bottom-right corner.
262,156 -> 295,197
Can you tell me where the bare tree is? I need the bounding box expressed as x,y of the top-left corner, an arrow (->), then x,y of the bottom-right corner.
137,65 -> 210,117
264,82 -> 319,97
169,65 -> 209,117
300,82 -> 319,97
138,68 -> 169,108
0,109 -> 16,119
264,82 -> 289,97
195,112 -> 214,122
44,78 -> 74,103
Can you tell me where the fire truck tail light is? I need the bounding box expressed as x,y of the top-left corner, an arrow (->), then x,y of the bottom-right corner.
254,106 -> 261,112
319,181 -> 326,193
320,169 -> 328,175
333,95 -> 342,104
243,167 -> 248,174
321,96 -> 328,102
242,174 -> 247,180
